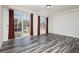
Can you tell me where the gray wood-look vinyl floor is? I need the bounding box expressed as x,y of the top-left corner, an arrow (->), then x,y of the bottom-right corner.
0,33 -> 79,53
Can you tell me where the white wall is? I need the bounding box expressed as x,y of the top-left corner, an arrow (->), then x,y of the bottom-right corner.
48,16 -> 54,33
33,14 -> 38,36
2,7 -> 9,41
0,6 -> 3,48
52,11 -> 79,38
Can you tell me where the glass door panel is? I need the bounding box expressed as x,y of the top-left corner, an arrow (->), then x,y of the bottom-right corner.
14,11 -> 23,38
23,15 -> 30,36
14,19 -> 22,38
40,16 -> 46,34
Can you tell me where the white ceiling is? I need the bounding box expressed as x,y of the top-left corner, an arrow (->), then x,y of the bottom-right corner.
7,5 -> 79,16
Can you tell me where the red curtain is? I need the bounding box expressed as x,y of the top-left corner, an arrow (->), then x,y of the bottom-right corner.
46,17 -> 48,34
8,9 -> 15,40
38,16 -> 40,36
30,13 -> 33,35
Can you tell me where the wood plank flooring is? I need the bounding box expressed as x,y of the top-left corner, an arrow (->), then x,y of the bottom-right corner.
0,33 -> 79,53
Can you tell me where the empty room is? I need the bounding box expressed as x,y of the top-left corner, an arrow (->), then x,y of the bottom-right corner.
0,5 -> 79,53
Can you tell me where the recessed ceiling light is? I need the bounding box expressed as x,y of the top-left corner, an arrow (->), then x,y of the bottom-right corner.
44,5 -> 51,9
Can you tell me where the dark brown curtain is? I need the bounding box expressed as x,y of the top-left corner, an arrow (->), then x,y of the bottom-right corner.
38,16 -> 40,36
8,9 -> 15,40
30,13 -> 33,35
46,17 -> 48,34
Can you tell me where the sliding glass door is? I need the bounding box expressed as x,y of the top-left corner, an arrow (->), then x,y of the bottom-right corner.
14,11 -> 22,38
23,16 -> 30,36
14,10 -> 30,38
40,16 -> 46,34
14,19 -> 22,38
